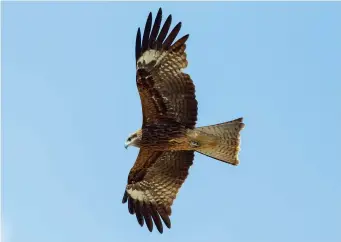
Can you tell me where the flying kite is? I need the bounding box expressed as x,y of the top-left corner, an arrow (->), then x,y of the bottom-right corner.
122,8 -> 245,233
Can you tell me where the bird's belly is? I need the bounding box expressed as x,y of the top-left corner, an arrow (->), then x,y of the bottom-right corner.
141,135 -> 191,151
140,124 -> 191,151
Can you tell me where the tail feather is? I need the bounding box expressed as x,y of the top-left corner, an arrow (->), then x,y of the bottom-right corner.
193,118 -> 245,165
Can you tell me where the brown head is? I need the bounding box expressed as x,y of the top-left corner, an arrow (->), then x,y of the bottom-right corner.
124,129 -> 142,149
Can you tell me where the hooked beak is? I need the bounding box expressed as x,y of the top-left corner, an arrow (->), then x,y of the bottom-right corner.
124,142 -> 129,149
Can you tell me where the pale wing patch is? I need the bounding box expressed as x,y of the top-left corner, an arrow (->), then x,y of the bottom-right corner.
137,50 -> 160,66
127,187 -> 157,204
137,49 -> 169,68
123,150 -> 194,233
127,188 -> 146,201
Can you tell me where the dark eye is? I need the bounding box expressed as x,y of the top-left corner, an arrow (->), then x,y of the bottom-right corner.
128,137 -> 131,141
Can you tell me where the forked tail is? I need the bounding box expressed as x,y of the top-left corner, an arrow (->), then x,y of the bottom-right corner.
192,118 -> 245,165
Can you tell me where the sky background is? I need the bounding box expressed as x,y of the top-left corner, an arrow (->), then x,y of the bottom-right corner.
2,2 -> 341,242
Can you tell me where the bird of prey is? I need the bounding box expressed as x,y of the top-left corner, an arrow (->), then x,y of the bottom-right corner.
122,8 -> 245,233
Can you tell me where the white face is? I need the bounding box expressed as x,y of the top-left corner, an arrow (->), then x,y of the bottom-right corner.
124,133 -> 138,149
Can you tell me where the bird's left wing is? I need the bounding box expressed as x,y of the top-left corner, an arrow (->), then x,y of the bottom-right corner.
122,149 -> 194,233
135,8 -> 198,128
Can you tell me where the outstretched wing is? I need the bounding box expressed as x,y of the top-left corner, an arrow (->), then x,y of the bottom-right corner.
135,8 -> 198,128
122,149 -> 194,233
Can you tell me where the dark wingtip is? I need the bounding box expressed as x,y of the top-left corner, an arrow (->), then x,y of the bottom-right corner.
162,215 -> 171,229
135,200 -> 144,227
156,14 -> 172,44
135,28 -> 141,62
149,204 -> 164,233
122,191 -> 128,204
142,12 -> 153,52
149,8 -> 163,48
159,207 -> 171,229
163,21 -> 182,49
156,223 -> 164,234
146,223 -> 153,232
142,203 -> 153,232
128,197 -> 135,215
170,34 -> 189,51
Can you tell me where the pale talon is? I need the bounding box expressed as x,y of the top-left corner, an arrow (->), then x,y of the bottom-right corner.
190,141 -> 200,148
169,139 -> 181,144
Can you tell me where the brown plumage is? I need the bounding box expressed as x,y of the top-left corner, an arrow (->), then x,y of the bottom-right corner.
123,8 -> 245,233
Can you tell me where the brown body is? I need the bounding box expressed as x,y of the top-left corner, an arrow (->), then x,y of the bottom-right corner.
122,8 -> 245,234
137,126 -> 217,151
133,118 -> 244,157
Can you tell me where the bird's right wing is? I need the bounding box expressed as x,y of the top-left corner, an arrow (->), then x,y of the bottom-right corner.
135,8 -> 198,128
122,149 -> 194,233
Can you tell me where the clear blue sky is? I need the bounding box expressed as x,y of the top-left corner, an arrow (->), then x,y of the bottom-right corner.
3,2 -> 341,242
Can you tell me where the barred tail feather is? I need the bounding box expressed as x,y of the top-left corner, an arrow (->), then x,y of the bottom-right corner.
194,118 -> 245,165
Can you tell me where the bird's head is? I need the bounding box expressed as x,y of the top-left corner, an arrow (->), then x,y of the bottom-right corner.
125,129 -> 142,149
